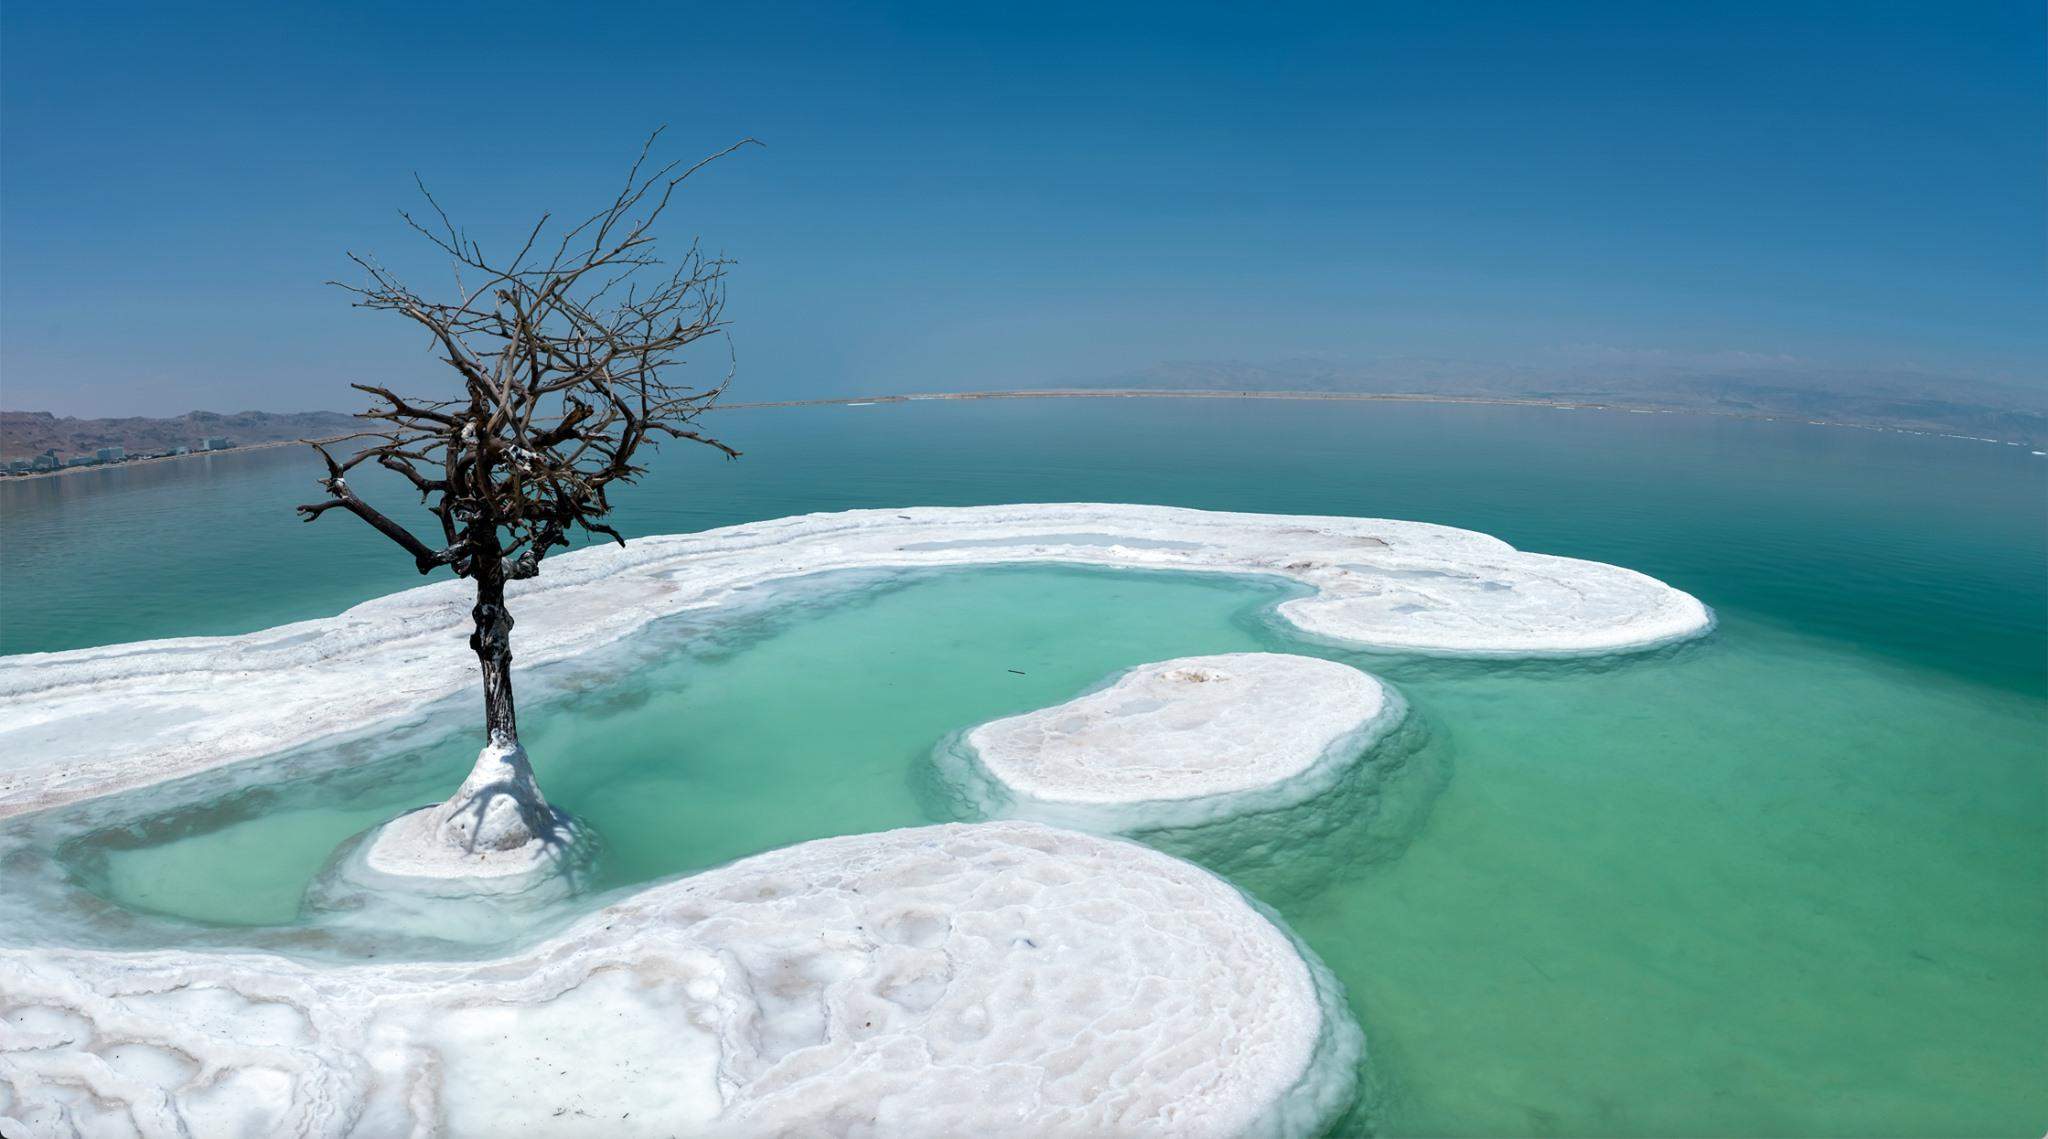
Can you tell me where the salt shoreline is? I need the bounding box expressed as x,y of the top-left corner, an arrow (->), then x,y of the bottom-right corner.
0,503 -> 1710,819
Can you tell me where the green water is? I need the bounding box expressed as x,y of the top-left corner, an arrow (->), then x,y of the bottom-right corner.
4,399 -> 2043,1135
89,566 -> 1296,923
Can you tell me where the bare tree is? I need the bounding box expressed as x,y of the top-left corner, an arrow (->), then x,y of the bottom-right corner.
299,131 -> 754,861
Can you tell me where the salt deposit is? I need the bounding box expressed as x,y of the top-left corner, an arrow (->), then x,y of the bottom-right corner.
0,822 -> 1362,1139
0,503 -> 1710,817
939,652 -> 1403,832
308,739 -> 602,922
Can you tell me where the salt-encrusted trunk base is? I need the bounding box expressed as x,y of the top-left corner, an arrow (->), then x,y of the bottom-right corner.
366,740 -> 577,875
419,737 -> 548,852
304,741 -> 596,941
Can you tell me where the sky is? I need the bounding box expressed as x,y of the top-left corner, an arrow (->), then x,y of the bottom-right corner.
2,0 -> 2042,416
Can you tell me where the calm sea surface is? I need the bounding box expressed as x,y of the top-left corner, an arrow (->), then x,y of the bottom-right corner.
3,398 -> 2043,1135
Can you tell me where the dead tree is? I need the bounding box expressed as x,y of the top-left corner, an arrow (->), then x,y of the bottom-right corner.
299,133 -> 753,816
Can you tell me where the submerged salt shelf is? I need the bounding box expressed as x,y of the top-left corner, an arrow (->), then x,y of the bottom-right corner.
0,822 -> 1363,1139
940,652 -> 1404,832
0,504 -> 1710,817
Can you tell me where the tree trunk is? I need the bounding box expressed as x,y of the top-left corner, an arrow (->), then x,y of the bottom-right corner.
471,568 -> 519,748
416,562 -> 560,856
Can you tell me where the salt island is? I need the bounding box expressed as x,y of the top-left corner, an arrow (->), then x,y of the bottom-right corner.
938,652 -> 1404,833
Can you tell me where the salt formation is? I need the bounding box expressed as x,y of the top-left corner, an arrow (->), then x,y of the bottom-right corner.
360,741 -> 566,875
941,653 -> 1403,832
362,740 -> 588,885
0,504 -> 1712,818
291,742 -> 599,942
300,743 -> 598,944
0,822 -> 1363,1139
0,503 -> 1714,1134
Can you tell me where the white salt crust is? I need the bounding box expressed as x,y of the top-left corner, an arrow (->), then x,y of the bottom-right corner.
0,504 -> 1710,817
943,653 -> 1404,832
0,822 -> 1363,1139
345,740 -> 597,895
304,753 -> 601,945
301,824 -> 588,946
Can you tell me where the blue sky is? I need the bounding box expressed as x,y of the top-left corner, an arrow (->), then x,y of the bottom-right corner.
2,1 -> 2041,415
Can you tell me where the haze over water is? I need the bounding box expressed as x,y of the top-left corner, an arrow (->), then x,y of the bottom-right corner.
3,398 -> 2043,1135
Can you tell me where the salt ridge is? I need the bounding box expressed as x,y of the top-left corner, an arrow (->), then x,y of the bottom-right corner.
0,503 -> 1710,817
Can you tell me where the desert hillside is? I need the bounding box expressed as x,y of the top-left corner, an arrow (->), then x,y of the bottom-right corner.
1,409 -> 356,461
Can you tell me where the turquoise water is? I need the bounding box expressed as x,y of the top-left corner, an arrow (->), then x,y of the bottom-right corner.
3,399 -> 2043,1135
70,566 -> 1300,924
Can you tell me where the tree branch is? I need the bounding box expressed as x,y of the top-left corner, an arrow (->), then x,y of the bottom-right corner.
312,135 -> 753,588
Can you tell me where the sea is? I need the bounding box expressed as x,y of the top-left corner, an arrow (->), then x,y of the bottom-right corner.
2,396 -> 2042,1136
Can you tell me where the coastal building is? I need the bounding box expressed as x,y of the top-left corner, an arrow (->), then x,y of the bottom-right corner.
7,459 -> 29,474
199,436 -> 232,451
65,455 -> 98,467
32,451 -> 58,471
96,446 -> 126,463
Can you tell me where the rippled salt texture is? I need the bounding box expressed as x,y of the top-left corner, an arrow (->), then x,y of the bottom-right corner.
0,823 -> 1363,1139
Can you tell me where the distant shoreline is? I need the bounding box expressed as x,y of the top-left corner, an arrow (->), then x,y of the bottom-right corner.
716,388 -> 2040,449
5,389 -> 2035,482
0,436 -> 349,482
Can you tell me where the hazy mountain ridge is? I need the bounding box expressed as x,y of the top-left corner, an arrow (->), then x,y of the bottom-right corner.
1071,358 -> 2047,444
1,409 -> 357,461
10,358 -> 2044,457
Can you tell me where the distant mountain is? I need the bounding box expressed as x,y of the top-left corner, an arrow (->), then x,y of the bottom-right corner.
0,409 -> 358,462
1067,357 -> 2048,445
